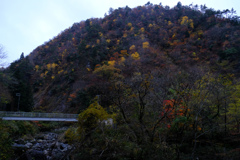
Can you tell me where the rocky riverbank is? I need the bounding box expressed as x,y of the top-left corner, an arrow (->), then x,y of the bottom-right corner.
12,131 -> 73,160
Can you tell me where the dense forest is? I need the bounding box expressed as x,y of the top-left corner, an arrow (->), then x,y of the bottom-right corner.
1,1 -> 240,159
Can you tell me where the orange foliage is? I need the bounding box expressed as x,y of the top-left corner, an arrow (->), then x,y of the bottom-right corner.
33,121 -> 42,127
120,50 -> 128,56
159,99 -> 189,129
95,64 -> 101,69
68,93 -> 77,102
162,99 -> 186,119
70,93 -> 77,98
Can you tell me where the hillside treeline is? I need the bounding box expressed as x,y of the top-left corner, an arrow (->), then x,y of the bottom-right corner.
1,2 -> 240,159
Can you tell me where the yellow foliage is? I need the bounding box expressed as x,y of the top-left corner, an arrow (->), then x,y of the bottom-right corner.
93,64 -> 120,79
120,50 -> 128,56
133,72 -> 141,76
172,33 -> 176,39
117,40 -> 120,45
35,65 -> 39,71
180,16 -> 189,25
130,27 -> 134,32
106,39 -> 111,43
228,84 -> 240,120
129,45 -> 136,50
123,33 -> 127,38
65,127 -> 78,144
120,57 -> 125,63
189,19 -> 194,29
58,70 -> 64,74
52,63 -> 58,69
180,16 -> 194,29
108,60 -> 115,66
51,76 -> 55,79
197,30 -> 203,36
127,23 -> 132,27
148,24 -> 153,28
168,21 -> 172,26
131,52 -> 140,60
47,64 -> 51,70
85,45 -> 90,49
78,97 -> 115,133
142,41 -> 149,49
47,63 -> 58,70
96,39 -> 100,44
99,32 -> 103,37
140,27 -> 145,33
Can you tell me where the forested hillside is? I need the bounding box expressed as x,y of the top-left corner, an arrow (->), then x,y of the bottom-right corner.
20,2 -> 240,113
1,2 -> 240,159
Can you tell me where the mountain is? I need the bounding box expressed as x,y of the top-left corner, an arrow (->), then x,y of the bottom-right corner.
2,2 -> 240,159
7,2 -> 240,113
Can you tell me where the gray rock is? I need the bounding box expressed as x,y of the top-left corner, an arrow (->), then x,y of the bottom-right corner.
30,139 -> 36,143
67,145 -> 72,150
50,142 -> 56,148
25,142 -> 33,148
57,142 -> 68,152
33,143 -> 42,149
12,131 -> 73,160
43,150 -> 48,155
12,143 -> 27,149
44,133 -> 58,140
15,138 -> 25,144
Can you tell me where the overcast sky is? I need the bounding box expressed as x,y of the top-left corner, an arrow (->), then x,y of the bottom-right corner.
0,0 -> 239,66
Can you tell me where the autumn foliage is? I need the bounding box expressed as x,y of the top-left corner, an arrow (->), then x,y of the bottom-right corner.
3,1 -> 240,159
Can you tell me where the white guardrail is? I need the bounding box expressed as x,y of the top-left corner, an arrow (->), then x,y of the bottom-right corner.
0,111 -> 79,119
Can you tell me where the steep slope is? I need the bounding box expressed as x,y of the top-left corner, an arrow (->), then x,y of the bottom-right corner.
24,2 -> 240,113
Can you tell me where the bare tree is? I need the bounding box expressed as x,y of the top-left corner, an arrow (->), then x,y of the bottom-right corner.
0,45 -> 7,67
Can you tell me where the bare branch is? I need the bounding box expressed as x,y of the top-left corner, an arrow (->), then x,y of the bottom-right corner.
0,44 -> 7,67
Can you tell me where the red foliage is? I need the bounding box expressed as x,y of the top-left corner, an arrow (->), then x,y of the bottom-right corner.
160,99 -> 187,128
162,99 -> 186,118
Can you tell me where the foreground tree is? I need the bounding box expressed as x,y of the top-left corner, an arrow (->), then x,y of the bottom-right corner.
0,44 -> 14,110
9,56 -> 34,111
0,45 -> 7,67
71,52 -> 240,159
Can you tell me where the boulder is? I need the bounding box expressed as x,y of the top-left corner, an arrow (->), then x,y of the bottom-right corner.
25,142 -> 33,148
